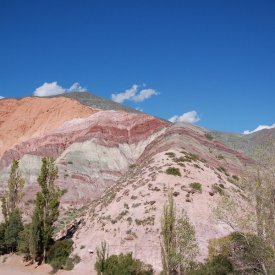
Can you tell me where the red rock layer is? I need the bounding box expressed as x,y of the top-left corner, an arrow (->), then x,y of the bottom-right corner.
0,97 -> 96,158
0,110 -> 169,169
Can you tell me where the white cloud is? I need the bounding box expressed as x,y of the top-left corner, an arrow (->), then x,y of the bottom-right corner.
33,81 -> 87,97
111,85 -> 158,103
169,111 -> 200,124
136,107 -> 143,112
132,88 -> 158,103
243,124 -> 275,135
67,82 -> 87,93
34,82 -> 65,97
111,85 -> 138,103
0,96 -> 4,99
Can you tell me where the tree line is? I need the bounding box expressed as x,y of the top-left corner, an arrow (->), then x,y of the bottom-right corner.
0,157 -> 74,270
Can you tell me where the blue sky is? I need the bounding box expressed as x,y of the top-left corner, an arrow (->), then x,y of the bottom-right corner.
0,0 -> 274,133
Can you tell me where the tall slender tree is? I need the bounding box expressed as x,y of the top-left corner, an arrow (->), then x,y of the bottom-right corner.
161,191 -> 178,275
0,159 -> 25,254
7,160 -> 25,216
30,157 -> 61,264
161,192 -> 199,275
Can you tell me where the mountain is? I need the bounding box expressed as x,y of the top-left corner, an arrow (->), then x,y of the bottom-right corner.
0,92 -> 256,273
211,128 -> 275,167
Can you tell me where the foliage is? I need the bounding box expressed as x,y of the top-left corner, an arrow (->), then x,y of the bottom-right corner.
205,133 -> 214,140
96,251 -> 153,275
1,197 -> 8,223
166,167 -> 181,177
187,254 -> 233,275
217,166 -> 229,176
95,241 -> 109,274
64,254 -> 81,270
18,223 -> 32,261
161,192 -> 177,275
0,160 -> 24,255
189,182 -> 202,193
30,157 -> 61,263
176,211 -> 199,273
0,222 -> 7,255
211,183 -> 224,195
165,152 -> 176,158
46,239 -> 73,270
4,209 -> 23,252
208,232 -> 275,274
161,192 -> 198,275
6,160 -> 25,215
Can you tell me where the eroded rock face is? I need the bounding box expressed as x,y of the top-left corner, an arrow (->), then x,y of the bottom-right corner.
0,107 -> 168,205
0,97 -> 96,158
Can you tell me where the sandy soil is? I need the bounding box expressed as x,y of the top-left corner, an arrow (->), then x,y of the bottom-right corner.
0,255 -> 77,275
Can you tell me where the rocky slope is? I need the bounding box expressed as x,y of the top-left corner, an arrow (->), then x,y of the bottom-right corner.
65,122 -> 251,274
0,93 -> 256,274
212,128 -> 275,167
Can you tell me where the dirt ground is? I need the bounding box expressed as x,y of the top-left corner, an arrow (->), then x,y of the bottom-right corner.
0,254 -> 80,275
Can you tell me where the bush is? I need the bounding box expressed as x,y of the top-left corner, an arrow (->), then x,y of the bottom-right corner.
46,239 -> 73,270
217,166 -> 229,176
166,167 -> 181,176
187,255 -> 233,275
211,184 -> 224,195
205,133 -> 214,140
208,233 -> 275,274
189,182 -> 202,192
65,254 -> 81,270
96,252 -> 153,275
165,152 -> 176,158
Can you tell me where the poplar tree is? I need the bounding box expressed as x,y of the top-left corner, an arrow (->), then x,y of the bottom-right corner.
7,160 -> 25,215
0,159 -> 24,253
161,191 -> 177,275
30,157 -> 61,264
161,192 -> 198,275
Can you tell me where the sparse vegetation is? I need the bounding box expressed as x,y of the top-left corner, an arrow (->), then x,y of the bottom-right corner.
217,166 -> 229,176
205,132 -> 214,140
211,184 -> 224,195
95,242 -> 153,275
166,167 -> 181,176
216,154 -> 224,160
165,152 -> 176,158
189,182 -> 202,193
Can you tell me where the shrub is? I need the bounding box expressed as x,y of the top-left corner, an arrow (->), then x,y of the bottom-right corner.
166,167 -> 181,176
165,152 -> 176,158
129,164 -> 137,169
217,166 -> 229,176
217,154 -> 224,160
211,184 -> 224,195
65,254 -> 81,270
187,255 -> 233,275
96,252 -> 153,275
46,239 -> 73,270
205,133 -> 214,140
208,233 -> 275,274
232,175 -> 239,181
189,182 -> 202,193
